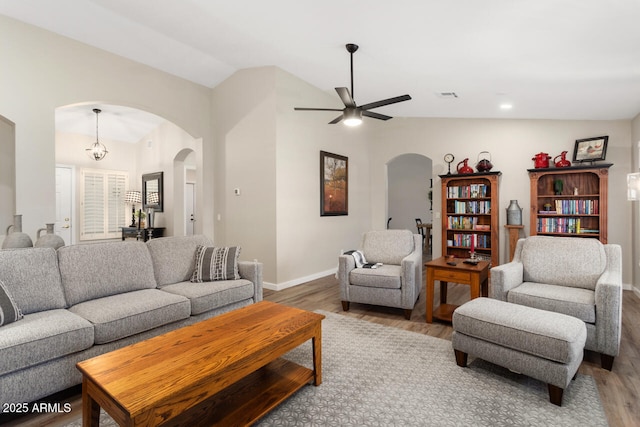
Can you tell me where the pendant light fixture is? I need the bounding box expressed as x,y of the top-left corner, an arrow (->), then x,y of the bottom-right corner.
86,108 -> 108,161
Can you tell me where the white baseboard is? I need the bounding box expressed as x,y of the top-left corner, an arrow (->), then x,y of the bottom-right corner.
263,268 -> 337,291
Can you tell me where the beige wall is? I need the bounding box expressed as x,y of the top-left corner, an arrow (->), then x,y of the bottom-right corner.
211,67 -> 372,286
0,15 -> 212,240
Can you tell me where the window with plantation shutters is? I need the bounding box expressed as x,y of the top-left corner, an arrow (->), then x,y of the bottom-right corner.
80,169 -> 128,240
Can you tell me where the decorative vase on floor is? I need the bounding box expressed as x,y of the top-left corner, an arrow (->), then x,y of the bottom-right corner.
35,223 -> 65,249
506,200 -> 523,225
2,214 -> 33,249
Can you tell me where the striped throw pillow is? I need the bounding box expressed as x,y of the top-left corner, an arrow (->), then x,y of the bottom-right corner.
191,246 -> 241,282
0,279 -> 23,326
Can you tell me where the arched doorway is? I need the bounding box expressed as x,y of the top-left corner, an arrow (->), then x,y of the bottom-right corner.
55,103 -> 201,241
387,153 -> 432,238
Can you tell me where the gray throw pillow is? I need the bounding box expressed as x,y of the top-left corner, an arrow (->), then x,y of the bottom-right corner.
191,245 -> 241,282
0,279 -> 23,326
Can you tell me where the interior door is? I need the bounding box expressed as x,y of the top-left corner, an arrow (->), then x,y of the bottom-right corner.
185,182 -> 195,235
55,166 -> 73,245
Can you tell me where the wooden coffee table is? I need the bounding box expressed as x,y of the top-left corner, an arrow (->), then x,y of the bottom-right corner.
76,301 -> 324,426
425,256 -> 490,323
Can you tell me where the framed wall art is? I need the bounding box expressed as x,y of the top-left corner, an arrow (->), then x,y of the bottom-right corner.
320,150 -> 348,216
572,136 -> 608,163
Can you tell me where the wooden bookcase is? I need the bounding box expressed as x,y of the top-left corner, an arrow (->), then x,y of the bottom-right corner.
440,172 -> 501,266
528,164 -> 611,243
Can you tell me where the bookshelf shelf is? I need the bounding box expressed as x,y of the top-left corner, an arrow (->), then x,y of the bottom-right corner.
440,171 -> 501,266
528,164 -> 611,243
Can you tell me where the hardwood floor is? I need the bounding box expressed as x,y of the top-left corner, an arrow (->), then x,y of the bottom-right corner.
5,271 -> 640,426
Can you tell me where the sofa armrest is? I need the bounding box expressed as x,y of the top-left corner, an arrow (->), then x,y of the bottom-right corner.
594,244 -> 623,356
238,261 -> 263,302
489,261 -> 524,301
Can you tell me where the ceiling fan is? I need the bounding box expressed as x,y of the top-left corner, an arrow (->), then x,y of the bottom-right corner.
294,43 -> 411,126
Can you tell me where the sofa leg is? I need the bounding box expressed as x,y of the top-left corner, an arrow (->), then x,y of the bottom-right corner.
548,384 -> 564,406
341,301 -> 350,312
601,354 -> 615,371
403,309 -> 412,320
454,349 -> 468,367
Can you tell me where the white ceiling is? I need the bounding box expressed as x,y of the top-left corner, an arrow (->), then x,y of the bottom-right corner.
2,0 -> 640,141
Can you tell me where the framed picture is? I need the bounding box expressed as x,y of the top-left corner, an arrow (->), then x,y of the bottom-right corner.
320,151 -> 348,216
572,136 -> 608,163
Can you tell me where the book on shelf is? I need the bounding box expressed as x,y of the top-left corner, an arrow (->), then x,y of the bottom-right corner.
539,210 -> 557,214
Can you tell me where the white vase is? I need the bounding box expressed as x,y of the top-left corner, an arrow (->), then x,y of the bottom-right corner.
2,214 -> 34,249
35,223 -> 65,250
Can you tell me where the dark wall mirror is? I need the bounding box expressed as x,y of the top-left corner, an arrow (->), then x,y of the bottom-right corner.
142,171 -> 163,212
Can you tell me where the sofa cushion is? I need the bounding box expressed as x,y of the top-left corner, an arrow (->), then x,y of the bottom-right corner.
58,241 -> 157,306
349,265 -> 402,289
68,289 -> 190,344
520,236 -> 606,290
362,230 -> 414,265
0,280 -> 23,326
146,235 -> 212,286
507,282 -> 596,323
191,245 -> 241,282
0,309 -> 93,376
0,248 -> 67,314
160,279 -> 255,315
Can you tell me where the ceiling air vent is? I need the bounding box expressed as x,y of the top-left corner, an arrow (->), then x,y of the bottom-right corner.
436,92 -> 458,98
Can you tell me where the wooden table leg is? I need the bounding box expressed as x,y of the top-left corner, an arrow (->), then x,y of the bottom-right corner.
82,378 -> 101,427
481,278 -> 489,297
470,274 -> 480,300
426,267 -> 434,323
312,324 -> 322,386
440,281 -> 448,304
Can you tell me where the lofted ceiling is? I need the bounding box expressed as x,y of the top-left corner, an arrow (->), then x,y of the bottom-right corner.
2,0 -> 640,142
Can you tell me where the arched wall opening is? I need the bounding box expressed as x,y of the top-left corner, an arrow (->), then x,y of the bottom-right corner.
54,102 -> 202,242
386,153 -> 433,236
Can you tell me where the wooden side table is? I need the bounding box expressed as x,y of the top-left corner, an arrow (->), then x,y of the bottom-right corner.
425,256 -> 490,323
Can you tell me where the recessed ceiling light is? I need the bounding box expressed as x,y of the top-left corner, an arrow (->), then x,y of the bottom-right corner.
500,103 -> 513,110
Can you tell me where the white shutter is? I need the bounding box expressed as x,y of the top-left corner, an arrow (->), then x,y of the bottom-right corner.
81,169 -> 129,240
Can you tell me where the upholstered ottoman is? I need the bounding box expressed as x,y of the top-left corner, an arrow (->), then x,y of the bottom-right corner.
452,298 -> 587,406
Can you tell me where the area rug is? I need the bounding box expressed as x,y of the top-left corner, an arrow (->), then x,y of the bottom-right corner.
65,311 -> 608,426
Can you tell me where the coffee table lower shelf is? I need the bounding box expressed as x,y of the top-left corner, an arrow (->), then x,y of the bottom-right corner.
163,358 -> 313,427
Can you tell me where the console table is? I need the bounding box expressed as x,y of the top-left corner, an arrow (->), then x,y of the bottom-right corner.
121,227 -> 165,242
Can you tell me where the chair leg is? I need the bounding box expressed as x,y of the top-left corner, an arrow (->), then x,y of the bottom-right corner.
601,354 -> 615,371
454,349 -> 468,367
403,309 -> 412,320
548,384 -> 564,406
341,301 -> 350,312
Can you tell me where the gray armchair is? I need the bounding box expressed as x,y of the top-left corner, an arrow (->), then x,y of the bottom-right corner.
490,236 -> 622,370
338,230 -> 422,319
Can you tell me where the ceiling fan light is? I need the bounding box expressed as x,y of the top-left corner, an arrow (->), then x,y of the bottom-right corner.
343,109 -> 362,127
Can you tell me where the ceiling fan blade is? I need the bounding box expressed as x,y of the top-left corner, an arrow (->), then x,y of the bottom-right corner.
362,110 -> 392,121
294,107 -> 343,111
335,87 -> 356,108
329,114 -> 344,124
360,94 -> 412,111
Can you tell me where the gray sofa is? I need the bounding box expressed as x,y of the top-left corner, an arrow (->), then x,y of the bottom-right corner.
0,235 -> 263,406
490,235 -> 622,370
